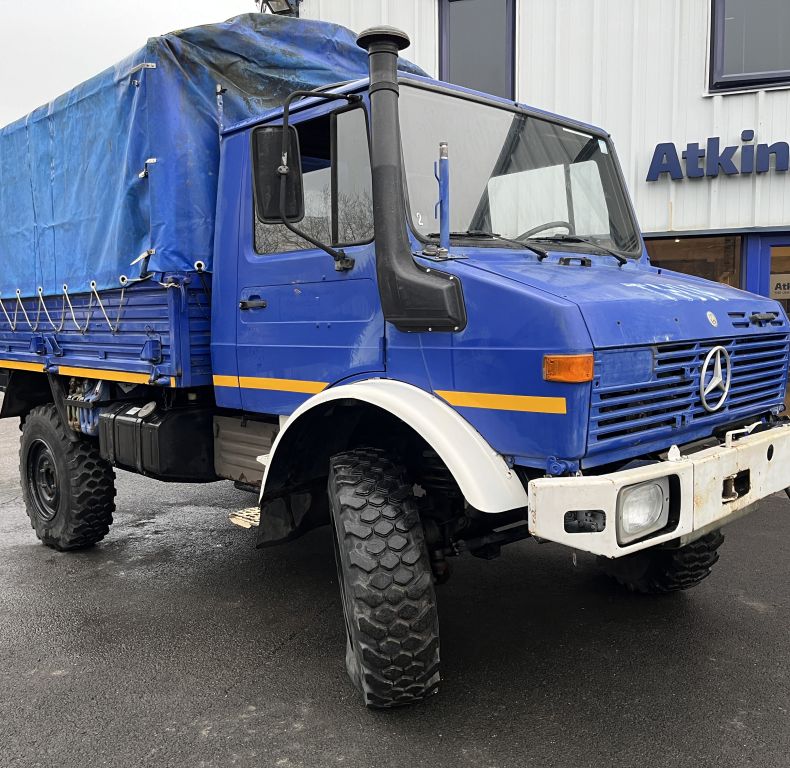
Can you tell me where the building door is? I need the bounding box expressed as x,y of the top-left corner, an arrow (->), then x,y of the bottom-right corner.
743,234 -> 790,299
769,245 -> 790,312
768,241 -> 790,412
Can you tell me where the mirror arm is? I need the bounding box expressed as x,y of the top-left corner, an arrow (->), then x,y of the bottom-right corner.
278,90 -> 362,272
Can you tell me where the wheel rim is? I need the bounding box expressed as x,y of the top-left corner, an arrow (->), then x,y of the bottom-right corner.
27,439 -> 60,522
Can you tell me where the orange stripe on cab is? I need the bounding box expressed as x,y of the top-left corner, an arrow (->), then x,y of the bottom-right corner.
435,389 -> 567,414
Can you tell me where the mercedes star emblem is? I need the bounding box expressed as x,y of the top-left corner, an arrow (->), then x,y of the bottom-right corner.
700,345 -> 732,412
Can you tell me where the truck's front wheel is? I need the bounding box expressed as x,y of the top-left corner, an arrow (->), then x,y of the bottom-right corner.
598,530 -> 725,594
20,405 -> 116,550
328,448 -> 440,708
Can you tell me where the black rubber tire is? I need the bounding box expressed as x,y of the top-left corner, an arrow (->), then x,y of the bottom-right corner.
20,404 -> 116,551
599,530 -> 725,594
328,448 -> 440,709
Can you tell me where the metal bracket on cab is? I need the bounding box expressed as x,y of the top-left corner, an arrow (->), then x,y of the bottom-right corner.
334,253 -> 355,272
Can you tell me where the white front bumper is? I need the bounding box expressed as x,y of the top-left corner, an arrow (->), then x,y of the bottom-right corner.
528,422 -> 790,558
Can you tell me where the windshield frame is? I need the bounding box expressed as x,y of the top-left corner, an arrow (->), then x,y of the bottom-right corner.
397,77 -> 645,259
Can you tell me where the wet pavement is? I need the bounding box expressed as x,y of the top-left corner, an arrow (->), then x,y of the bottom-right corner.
1,416 -> 789,767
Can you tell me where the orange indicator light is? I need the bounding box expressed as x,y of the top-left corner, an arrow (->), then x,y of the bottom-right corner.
543,354 -> 594,383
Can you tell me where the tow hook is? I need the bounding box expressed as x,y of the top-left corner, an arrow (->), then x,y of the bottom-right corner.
722,475 -> 739,503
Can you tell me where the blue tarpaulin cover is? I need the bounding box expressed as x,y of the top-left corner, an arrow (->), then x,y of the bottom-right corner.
0,13 -> 421,298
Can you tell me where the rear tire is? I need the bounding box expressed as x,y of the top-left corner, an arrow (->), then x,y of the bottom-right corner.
328,448 -> 440,708
598,530 -> 725,594
20,404 -> 116,550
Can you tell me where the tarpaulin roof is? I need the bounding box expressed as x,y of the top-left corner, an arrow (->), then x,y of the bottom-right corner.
0,13 -> 422,298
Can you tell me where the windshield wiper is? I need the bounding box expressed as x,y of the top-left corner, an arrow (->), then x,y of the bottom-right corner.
525,234 -> 628,266
429,230 -> 551,261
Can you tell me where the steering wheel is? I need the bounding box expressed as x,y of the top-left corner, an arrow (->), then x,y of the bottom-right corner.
515,220 -> 573,241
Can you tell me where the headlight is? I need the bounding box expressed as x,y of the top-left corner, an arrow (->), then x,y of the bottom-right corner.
616,478 -> 670,544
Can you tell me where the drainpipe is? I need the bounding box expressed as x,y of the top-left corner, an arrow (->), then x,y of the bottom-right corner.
356,27 -> 466,333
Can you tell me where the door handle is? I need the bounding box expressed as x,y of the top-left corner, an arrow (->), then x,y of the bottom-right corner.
239,298 -> 268,310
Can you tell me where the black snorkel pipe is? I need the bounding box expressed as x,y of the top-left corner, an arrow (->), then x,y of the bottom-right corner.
356,27 -> 466,333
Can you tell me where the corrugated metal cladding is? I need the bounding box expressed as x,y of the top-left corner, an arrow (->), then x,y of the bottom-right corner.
299,0 -> 438,77
518,0 -> 790,235
303,0 -> 790,236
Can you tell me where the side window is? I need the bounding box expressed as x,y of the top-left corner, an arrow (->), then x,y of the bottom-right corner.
335,109 -> 375,245
254,108 -> 374,255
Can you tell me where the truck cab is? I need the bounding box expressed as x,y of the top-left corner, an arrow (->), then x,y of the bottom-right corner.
3,22 -> 789,710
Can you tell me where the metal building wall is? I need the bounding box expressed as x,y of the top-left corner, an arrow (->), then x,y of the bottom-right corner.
302,0 -> 789,237
517,0 -> 790,235
299,0 -> 439,77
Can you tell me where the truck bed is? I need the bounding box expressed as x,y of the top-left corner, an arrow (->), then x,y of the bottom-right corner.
0,276 -> 211,388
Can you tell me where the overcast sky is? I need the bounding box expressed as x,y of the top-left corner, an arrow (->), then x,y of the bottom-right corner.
0,0 -> 255,126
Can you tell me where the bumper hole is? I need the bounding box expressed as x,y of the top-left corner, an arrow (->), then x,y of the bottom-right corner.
767,444 -> 774,461
564,510 -> 606,533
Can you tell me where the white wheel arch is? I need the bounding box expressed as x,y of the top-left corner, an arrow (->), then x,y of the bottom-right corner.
260,378 -> 529,514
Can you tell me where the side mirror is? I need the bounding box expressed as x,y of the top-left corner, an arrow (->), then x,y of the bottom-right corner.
253,125 -> 304,224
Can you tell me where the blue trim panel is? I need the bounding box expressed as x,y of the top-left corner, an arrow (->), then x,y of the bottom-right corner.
744,233 -> 790,297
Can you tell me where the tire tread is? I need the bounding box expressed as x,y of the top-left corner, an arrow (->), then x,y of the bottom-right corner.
601,530 -> 725,594
329,448 -> 440,708
20,404 -> 116,550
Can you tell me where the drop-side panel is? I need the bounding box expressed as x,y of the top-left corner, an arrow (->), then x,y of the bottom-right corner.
0,278 -> 212,388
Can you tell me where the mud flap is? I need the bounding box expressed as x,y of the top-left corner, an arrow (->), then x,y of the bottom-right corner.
252,481 -> 329,548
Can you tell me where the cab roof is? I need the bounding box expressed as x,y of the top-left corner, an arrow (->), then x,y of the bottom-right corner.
221,72 -> 609,139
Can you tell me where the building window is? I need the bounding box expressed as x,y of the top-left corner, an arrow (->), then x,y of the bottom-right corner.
645,236 -> 743,287
710,0 -> 790,92
254,109 -> 374,255
439,0 -> 516,100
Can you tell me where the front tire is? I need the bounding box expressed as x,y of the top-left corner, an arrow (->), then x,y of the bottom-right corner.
599,530 -> 725,594
20,404 -> 116,550
328,448 -> 440,708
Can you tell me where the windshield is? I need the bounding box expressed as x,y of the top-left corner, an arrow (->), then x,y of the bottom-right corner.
400,85 -> 642,256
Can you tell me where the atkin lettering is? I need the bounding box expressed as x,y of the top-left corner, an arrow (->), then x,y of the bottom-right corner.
646,130 -> 789,181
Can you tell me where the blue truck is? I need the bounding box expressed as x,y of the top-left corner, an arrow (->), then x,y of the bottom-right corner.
1,14 -> 789,708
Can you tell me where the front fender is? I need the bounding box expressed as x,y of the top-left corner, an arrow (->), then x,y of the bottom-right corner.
260,378 -> 529,514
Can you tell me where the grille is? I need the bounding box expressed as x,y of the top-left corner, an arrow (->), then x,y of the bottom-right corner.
589,333 -> 789,450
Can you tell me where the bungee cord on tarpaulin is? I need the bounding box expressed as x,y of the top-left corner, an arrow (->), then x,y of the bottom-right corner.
0,273 -> 160,336
0,282 -> 128,335
0,263 -> 208,337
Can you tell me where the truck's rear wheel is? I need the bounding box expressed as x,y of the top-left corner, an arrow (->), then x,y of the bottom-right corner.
20,405 -> 116,551
328,448 -> 440,708
598,530 -> 725,594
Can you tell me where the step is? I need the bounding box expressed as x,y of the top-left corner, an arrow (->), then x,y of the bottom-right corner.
228,507 -> 260,528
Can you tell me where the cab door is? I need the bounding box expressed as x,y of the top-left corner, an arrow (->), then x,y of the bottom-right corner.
236,104 -> 384,415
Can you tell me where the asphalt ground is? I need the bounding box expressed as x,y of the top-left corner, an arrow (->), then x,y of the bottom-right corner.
1,415 -> 789,768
